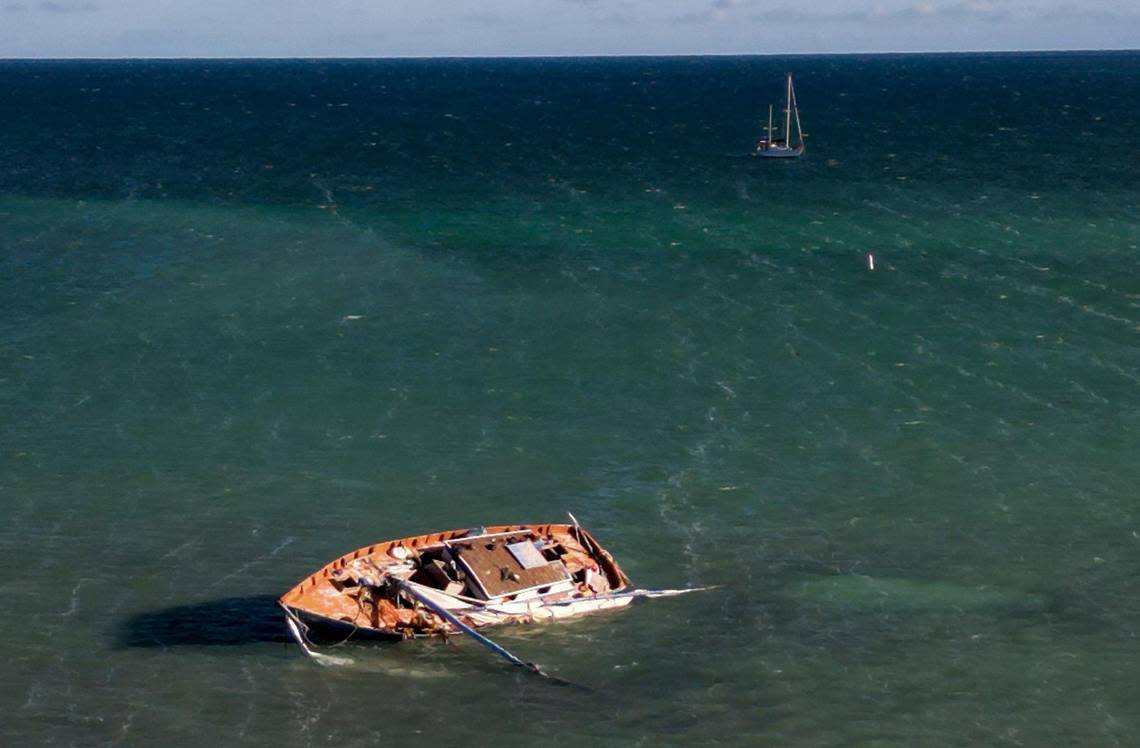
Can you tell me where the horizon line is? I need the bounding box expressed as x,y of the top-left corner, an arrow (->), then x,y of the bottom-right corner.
2,47 -> 1139,63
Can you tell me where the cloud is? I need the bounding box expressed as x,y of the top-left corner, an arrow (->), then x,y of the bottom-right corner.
674,0 -> 1140,27
1038,2 -> 1140,21
678,1 -> 1021,25
854,2 -> 1009,22
462,11 -> 508,26
4,0 -> 98,12
2,0 -> 1137,57
38,0 -> 97,11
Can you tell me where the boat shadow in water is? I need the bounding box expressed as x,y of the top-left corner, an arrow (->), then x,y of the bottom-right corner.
116,595 -> 293,648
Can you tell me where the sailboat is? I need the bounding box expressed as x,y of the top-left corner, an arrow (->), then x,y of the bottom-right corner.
278,521 -> 712,648
755,73 -> 805,158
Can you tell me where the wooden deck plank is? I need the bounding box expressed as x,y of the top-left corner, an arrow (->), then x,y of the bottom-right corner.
452,535 -> 569,598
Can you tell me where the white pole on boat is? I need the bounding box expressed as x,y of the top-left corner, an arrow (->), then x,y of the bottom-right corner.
784,73 -> 793,145
868,254 -> 876,270
567,511 -> 595,554
398,581 -> 532,668
767,104 -> 773,146
543,586 -> 720,607
396,579 -> 581,686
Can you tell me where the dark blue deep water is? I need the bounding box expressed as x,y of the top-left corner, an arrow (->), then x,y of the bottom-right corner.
2,53 -> 1140,746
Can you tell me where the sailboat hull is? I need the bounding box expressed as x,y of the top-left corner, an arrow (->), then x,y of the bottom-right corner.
756,145 -> 804,159
278,523 -> 635,641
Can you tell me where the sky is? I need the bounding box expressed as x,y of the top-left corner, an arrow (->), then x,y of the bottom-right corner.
1,0 -> 1138,58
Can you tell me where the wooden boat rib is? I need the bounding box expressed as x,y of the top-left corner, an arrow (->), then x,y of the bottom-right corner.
279,523 -> 640,643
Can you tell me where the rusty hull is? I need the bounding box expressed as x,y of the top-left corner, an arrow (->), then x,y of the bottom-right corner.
279,523 -> 633,641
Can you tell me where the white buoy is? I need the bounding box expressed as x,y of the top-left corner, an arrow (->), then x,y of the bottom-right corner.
867,253 -> 875,270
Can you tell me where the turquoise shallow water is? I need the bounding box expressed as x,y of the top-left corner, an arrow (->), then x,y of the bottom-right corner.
2,53 -> 1140,746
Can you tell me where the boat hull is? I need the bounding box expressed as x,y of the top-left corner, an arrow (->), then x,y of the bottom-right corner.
287,605 -> 404,642
756,145 -> 804,158
283,591 -> 639,644
279,523 -> 634,642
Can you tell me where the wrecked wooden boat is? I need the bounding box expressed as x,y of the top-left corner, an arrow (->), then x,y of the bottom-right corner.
279,521 -> 702,649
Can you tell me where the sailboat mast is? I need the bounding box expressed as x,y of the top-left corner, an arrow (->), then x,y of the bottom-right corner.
784,73 -> 793,144
767,104 -> 773,143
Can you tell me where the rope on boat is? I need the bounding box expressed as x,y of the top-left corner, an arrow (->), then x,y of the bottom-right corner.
280,604 -> 355,666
